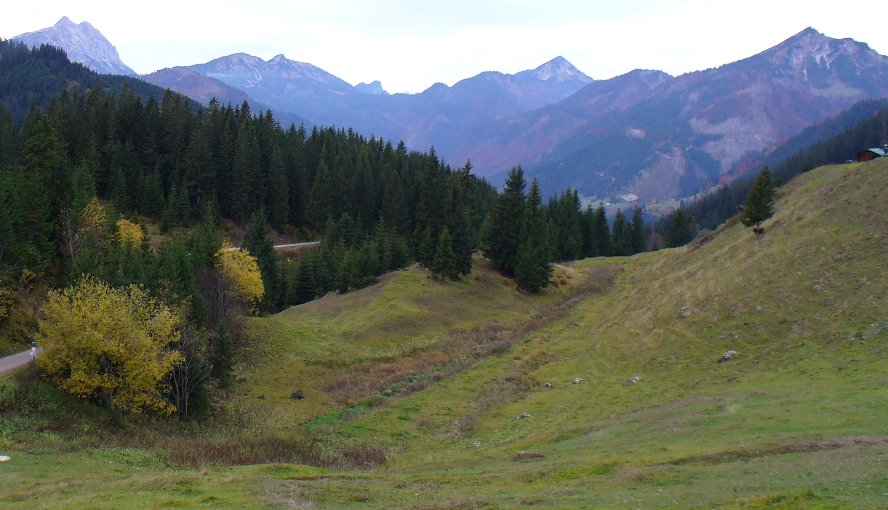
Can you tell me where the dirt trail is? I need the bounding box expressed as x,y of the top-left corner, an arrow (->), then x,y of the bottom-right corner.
0,349 -> 39,375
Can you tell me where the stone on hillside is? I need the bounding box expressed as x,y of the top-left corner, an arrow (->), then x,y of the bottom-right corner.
516,412 -> 532,420
572,377 -> 583,384
513,451 -> 545,462
544,382 -> 553,388
688,229 -> 716,249
627,375 -> 643,385
472,441 -> 481,447
718,350 -> 738,363
290,389 -> 305,400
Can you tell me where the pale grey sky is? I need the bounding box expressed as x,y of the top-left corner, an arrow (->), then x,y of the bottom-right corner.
2,0 -> 884,93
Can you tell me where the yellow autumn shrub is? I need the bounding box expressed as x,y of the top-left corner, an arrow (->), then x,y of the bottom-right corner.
36,276 -> 183,415
80,197 -> 111,246
116,218 -> 144,247
215,246 -> 265,307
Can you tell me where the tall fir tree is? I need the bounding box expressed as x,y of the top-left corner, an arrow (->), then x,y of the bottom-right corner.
667,208 -> 697,247
431,227 -> 458,280
242,209 -> 280,311
484,166 -> 526,275
592,204 -> 611,257
611,209 -> 633,256
307,157 -> 335,228
740,167 -> 777,233
515,179 -> 552,292
630,206 -> 646,254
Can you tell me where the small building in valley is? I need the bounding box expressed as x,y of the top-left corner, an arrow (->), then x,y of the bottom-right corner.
857,147 -> 887,162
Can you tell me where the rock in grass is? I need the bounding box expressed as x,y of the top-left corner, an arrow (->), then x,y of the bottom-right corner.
290,389 -> 305,400
516,412 -> 532,420
572,377 -> 583,384
718,350 -> 738,363
544,382 -> 553,388
626,375 -> 642,385
513,451 -> 545,462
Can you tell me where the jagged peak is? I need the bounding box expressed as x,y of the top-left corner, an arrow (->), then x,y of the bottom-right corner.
796,26 -> 822,38
519,56 -> 593,83
356,80 -> 387,95
14,17 -> 136,76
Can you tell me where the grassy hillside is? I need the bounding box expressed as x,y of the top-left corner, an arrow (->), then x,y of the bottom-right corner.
1,160 -> 886,508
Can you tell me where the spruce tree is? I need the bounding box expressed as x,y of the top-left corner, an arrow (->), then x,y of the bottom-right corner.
592,204 -> 611,257
191,201 -> 221,268
552,190 -> 582,261
630,206 -> 646,254
452,207 -> 474,276
483,166 -> 526,275
740,167 -> 777,234
515,180 -> 552,292
416,225 -> 436,268
243,209 -> 280,311
612,209 -> 632,256
431,227 -> 458,280
580,205 -> 595,257
291,255 -> 317,304
308,158 -> 335,228
667,208 -> 697,247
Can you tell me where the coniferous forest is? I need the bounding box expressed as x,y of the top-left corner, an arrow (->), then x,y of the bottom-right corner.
0,41 -> 650,416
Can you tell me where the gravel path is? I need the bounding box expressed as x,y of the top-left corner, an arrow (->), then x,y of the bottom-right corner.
0,349 -> 38,375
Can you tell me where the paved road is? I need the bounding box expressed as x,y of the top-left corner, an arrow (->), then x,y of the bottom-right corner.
271,241 -> 321,250
0,349 -> 38,375
223,241 -> 321,252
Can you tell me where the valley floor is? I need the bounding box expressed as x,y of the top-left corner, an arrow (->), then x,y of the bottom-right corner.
1,161 -> 887,509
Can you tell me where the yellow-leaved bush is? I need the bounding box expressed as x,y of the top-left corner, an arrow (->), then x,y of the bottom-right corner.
79,197 -> 111,246
36,275 -> 183,415
215,246 -> 265,308
116,218 -> 144,247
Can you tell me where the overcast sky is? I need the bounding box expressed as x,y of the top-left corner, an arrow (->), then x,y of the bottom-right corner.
2,0 -> 884,93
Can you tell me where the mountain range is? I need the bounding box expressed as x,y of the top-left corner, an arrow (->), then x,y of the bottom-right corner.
12,18 -> 888,203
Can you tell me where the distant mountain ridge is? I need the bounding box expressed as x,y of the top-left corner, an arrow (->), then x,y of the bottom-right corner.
12,16 -> 135,76
493,27 -> 888,202
13,18 -> 888,203
172,52 -> 595,155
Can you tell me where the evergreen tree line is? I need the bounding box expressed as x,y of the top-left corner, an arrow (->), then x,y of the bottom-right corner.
483,167 -> 648,292
0,82 -> 497,278
0,39 -> 187,124
653,102 -> 888,246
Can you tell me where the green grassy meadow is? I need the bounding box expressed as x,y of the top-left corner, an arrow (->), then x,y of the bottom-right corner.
1,160 -> 886,508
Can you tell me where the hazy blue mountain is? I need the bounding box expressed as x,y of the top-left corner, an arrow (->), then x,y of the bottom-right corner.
12,16 -> 136,76
171,53 -> 596,163
16,18 -> 888,204
479,28 -> 888,202
143,67 -> 251,106
355,80 -> 388,95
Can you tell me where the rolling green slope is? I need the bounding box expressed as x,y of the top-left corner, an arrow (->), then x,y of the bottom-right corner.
1,160 -> 886,508
275,159 -> 888,508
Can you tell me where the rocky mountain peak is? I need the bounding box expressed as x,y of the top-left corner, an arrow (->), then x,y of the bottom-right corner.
526,56 -> 593,82
13,17 -> 136,76
355,80 -> 387,95
752,26 -> 888,85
